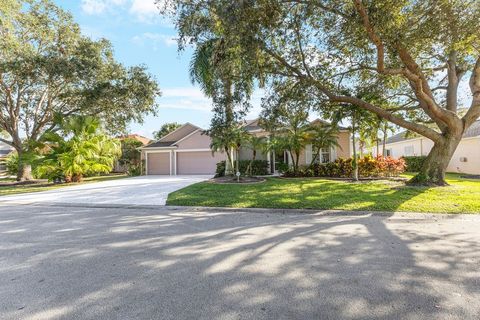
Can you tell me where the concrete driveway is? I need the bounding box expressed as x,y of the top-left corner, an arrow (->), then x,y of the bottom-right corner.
0,204 -> 479,319
0,175 -> 210,206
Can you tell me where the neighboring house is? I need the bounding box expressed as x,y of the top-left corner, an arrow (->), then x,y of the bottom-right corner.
372,120 -> 480,174
141,119 -> 351,176
0,141 -> 14,173
113,134 -> 152,173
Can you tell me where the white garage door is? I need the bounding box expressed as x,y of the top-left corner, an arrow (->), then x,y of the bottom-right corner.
177,151 -> 224,175
147,152 -> 170,175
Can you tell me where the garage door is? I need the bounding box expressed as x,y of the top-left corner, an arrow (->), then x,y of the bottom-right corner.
147,152 -> 170,175
177,151 -> 224,175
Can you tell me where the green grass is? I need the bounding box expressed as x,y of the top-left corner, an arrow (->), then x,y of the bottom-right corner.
167,173 -> 480,213
0,174 -> 127,196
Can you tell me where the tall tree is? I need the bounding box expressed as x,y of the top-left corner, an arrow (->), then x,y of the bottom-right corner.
0,0 -> 160,180
153,122 -> 181,140
165,0 -> 480,185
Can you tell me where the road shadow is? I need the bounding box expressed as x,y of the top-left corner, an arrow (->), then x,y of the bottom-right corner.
0,205 -> 479,319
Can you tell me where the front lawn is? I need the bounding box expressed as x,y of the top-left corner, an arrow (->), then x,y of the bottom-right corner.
0,174 -> 127,196
167,173 -> 480,213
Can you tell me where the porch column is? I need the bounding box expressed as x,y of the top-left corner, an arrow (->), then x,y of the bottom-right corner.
173,150 -> 177,175
145,152 -> 149,175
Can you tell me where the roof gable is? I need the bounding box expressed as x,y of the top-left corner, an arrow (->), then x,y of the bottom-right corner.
143,123 -> 201,149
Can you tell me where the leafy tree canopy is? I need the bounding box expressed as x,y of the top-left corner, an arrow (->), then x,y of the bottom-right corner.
153,122 -> 182,140
163,0 -> 480,184
0,0 -> 160,179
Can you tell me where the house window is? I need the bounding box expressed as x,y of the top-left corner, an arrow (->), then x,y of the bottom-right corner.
320,148 -> 330,163
385,149 -> 392,157
404,145 -> 414,156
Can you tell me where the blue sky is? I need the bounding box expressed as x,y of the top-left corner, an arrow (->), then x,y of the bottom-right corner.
54,0 -> 262,138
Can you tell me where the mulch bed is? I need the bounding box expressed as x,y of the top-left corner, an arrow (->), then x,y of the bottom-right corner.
279,176 -> 408,182
461,175 -> 480,180
0,179 -> 50,187
210,176 -> 266,184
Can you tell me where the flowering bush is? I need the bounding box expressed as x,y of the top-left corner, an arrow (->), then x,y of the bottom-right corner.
281,156 -> 405,178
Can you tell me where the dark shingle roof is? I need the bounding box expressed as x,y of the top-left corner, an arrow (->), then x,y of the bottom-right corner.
143,141 -> 175,148
386,120 -> 480,144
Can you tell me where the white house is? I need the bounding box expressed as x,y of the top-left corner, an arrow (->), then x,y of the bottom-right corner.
372,120 -> 480,175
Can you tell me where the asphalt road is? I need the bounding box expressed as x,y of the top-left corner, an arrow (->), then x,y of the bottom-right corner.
1,204 -> 479,319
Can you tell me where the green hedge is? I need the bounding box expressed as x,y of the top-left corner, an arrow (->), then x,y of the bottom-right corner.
402,156 -> 427,172
215,160 -> 270,177
282,156 -> 406,178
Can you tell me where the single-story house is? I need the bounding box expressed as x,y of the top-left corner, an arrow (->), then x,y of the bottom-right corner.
371,120 -> 480,174
141,119 -> 351,175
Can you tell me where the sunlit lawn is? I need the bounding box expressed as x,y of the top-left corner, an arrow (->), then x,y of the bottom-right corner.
167,173 -> 480,213
0,174 -> 127,196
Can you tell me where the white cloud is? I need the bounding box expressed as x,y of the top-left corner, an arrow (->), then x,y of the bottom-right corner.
81,0 -> 127,15
129,0 -> 161,22
132,32 -> 177,49
81,0 -> 107,15
81,0 -> 172,25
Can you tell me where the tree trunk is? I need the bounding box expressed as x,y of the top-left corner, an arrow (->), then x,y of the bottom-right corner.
224,146 -> 234,175
17,163 -> 33,181
409,134 -> 461,186
351,120 -> 359,181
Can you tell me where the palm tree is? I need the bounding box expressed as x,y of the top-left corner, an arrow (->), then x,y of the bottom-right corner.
308,125 -> 341,167
38,116 -> 121,182
244,135 -> 266,176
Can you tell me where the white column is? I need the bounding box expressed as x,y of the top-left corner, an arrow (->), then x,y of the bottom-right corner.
305,144 -> 312,165
169,150 -> 173,175
173,150 -> 177,175
145,152 -> 149,175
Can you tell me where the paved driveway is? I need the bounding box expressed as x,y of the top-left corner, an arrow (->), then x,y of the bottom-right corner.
0,175 -> 210,206
0,204 -> 479,319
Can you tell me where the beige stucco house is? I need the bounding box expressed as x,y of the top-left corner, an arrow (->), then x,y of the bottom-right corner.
371,120 -> 480,175
141,119 -> 351,175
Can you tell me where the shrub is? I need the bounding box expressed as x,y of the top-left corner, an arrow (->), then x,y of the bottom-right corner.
402,156 -> 427,172
276,162 -> 289,174
239,160 -> 270,176
382,156 -> 406,177
281,156 -> 405,178
215,161 -> 227,177
5,152 -> 19,176
215,160 -> 270,177
127,164 -> 141,176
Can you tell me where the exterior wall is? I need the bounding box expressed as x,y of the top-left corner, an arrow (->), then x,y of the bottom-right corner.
336,131 -> 351,158
238,147 -> 268,161
176,130 -> 211,149
381,137 -> 480,174
375,138 -> 433,158
447,138 -> 480,174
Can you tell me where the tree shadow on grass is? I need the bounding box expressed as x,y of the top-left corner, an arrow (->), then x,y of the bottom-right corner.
175,177 -> 436,213
0,204 -> 479,319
